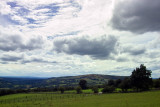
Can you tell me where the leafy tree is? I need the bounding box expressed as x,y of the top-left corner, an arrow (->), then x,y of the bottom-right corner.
120,77 -> 131,92
153,78 -> 160,88
79,79 -> 87,89
102,86 -> 115,93
130,64 -> 152,91
115,79 -> 122,88
92,86 -> 99,93
108,79 -> 115,86
59,87 -> 65,94
76,86 -> 82,94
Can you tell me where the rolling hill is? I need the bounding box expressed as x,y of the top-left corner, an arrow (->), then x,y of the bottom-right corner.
0,74 -> 127,89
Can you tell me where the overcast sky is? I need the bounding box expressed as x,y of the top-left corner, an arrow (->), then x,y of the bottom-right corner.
0,0 -> 160,77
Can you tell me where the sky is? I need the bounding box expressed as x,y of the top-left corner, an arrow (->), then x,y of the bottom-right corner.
0,0 -> 160,78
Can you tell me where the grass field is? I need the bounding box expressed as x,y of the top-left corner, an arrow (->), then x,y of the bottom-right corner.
0,90 -> 160,107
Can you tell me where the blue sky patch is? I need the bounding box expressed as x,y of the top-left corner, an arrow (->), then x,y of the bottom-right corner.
7,2 -> 18,8
36,3 -> 60,17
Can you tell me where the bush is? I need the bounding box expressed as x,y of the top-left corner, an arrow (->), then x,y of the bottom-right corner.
92,86 -> 99,93
76,86 -> 82,94
102,86 -> 115,93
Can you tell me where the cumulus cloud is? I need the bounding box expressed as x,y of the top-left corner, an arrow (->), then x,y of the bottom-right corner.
53,35 -> 118,59
111,0 -> 160,33
0,31 -> 44,51
0,0 -> 159,77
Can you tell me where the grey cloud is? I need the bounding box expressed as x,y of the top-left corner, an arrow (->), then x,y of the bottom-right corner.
0,54 -> 23,62
53,35 -> 118,59
123,46 -> 146,55
147,51 -> 160,59
0,33 -> 44,51
116,57 -> 129,62
111,0 -> 160,34
21,57 -> 58,64
21,37 -> 44,50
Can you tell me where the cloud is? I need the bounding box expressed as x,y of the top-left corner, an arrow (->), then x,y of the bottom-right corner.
123,46 -> 146,55
111,0 -> 160,34
21,57 -> 58,64
53,35 -> 118,59
0,31 -> 44,51
0,54 -> 23,62
0,1 -> 12,15
116,56 -> 129,62
0,0 -> 159,78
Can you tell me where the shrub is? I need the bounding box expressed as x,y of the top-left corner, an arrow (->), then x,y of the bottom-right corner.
92,86 -> 99,93
102,86 -> 115,93
76,86 -> 82,94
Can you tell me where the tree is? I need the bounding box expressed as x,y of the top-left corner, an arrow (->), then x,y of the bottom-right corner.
115,79 -> 122,88
108,79 -> 115,86
79,79 -> 87,89
130,64 -> 152,91
153,78 -> 160,88
92,86 -> 99,93
120,77 -> 131,92
76,86 -> 82,94
59,87 -> 65,94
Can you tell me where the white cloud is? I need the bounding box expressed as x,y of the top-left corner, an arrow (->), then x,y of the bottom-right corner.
0,0 -> 159,77
0,1 -> 12,15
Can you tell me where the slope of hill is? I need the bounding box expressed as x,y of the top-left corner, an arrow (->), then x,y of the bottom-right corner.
46,74 -> 126,87
0,74 -> 127,89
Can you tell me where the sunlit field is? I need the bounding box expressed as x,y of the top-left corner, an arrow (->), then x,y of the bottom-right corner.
0,90 -> 160,107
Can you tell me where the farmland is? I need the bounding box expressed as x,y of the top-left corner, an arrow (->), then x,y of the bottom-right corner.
0,90 -> 160,107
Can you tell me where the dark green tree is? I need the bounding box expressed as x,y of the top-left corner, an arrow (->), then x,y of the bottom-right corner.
108,79 -> 115,86
120,77 -> 131,92
76,86 -> 82,94
79,79 -> 87,89
130,64 -> 152,91
153,78 -> 160,88
115,79 -> 122,88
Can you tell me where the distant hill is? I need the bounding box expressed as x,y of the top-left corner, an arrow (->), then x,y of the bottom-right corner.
46,74 -> 127,87
0,74 -> 127,89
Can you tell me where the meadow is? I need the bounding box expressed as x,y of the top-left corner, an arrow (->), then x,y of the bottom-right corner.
0,90 -> 160,107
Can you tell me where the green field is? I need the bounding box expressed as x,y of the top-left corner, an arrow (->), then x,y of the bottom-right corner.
0,90 -> 160,107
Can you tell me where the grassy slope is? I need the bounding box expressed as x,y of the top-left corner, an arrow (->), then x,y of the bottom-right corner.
0,90 -> 160,107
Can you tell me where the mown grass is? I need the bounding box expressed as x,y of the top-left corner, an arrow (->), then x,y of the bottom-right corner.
0,90 -> 160,107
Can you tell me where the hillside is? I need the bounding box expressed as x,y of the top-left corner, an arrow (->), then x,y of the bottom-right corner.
46,74 -> 126,87
0,74 -> 127,89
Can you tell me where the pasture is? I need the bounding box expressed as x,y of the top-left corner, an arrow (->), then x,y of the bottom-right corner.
0,90 -> 160,107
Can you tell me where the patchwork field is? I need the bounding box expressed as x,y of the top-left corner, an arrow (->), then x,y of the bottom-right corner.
0,90 -> 160,107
